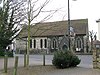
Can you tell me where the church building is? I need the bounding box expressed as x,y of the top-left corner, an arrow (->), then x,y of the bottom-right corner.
15,19 -> 89,54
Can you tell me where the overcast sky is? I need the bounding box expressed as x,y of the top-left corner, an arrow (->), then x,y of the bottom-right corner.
45,0 -> 100,34
0,0 -> 100,34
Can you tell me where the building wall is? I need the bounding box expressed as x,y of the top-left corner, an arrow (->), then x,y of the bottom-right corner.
30,37 -> 48,50
16,35 -> 88,54
16,38 -> 26,51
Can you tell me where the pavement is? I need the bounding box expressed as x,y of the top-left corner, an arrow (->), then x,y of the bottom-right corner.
0,55 -> 100,75
33,66 -> 100,75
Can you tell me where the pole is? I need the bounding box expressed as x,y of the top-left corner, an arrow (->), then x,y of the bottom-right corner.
68,0 -> 70,50
13,56 -> 18,75
43,54 -> 45,66
4,54 -> 8,73
24,53 -> 26,67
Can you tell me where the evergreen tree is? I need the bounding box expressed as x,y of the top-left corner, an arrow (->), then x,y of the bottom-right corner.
0,0 -> 20,50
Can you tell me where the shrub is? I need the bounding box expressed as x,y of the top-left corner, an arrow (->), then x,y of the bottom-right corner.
0,49 -> 5,56
52,50 -> 81,69
0,49 -> 13,57
7,51 -> 13,57
69,55 -> 81,67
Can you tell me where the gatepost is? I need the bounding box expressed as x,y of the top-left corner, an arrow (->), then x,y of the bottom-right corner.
93,49 -> 97,68
93,40 -> 100,69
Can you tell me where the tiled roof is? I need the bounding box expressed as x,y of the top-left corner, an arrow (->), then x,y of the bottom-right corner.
18,19 -> 88,38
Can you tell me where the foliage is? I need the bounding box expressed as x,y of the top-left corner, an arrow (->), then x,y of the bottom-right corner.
52,50 -> 81,69
7,51 -> 13,57
0,0 -> 20,50
0,49 -> 13,57
69,55 -> 80,67
0,49 -> 5,56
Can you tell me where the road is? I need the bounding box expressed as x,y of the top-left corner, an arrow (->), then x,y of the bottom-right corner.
77,55 -> 93,68
0,55 -> 93,70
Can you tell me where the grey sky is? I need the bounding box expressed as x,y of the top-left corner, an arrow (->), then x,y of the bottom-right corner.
46,0 -> 100,34
0,0 -> 99,33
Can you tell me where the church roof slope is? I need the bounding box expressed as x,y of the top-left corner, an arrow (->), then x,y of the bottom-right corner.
18,19 -> 88,38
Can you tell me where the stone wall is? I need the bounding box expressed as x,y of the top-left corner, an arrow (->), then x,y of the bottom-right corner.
97,57 -> 100,69
93,49 -> 100,69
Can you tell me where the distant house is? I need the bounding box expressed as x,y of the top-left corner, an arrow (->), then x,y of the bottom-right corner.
93,40 -> 100,49
15,19 -> 89,54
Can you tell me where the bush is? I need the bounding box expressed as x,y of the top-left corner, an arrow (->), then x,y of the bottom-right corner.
0,49 -> 13,57
69,55 -> 81,67
7,51 -> 13,57
0,49 -> 5,56
52,50 -> 81,69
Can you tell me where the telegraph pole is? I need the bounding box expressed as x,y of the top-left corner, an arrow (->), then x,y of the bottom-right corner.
68,0 -> 71,50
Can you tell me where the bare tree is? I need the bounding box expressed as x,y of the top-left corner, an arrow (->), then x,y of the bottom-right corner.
0,0 -> 27,73
18,0 -> 59,68
89,30 -> 97,52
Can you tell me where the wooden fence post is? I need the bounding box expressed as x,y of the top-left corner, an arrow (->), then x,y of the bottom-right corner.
4,54 -> 8,73
24,53 -> 26,67
43,53 -> 45,66
13,56 -> 18,75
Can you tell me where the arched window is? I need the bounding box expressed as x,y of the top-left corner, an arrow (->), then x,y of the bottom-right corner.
76,37 -> 82,51
34,39 -> 36,48
44,39 -> 47,48
40,39 -> 43,48
76,39 -> 81,48
53,39 -> 56,49
30,39 -> 32,48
